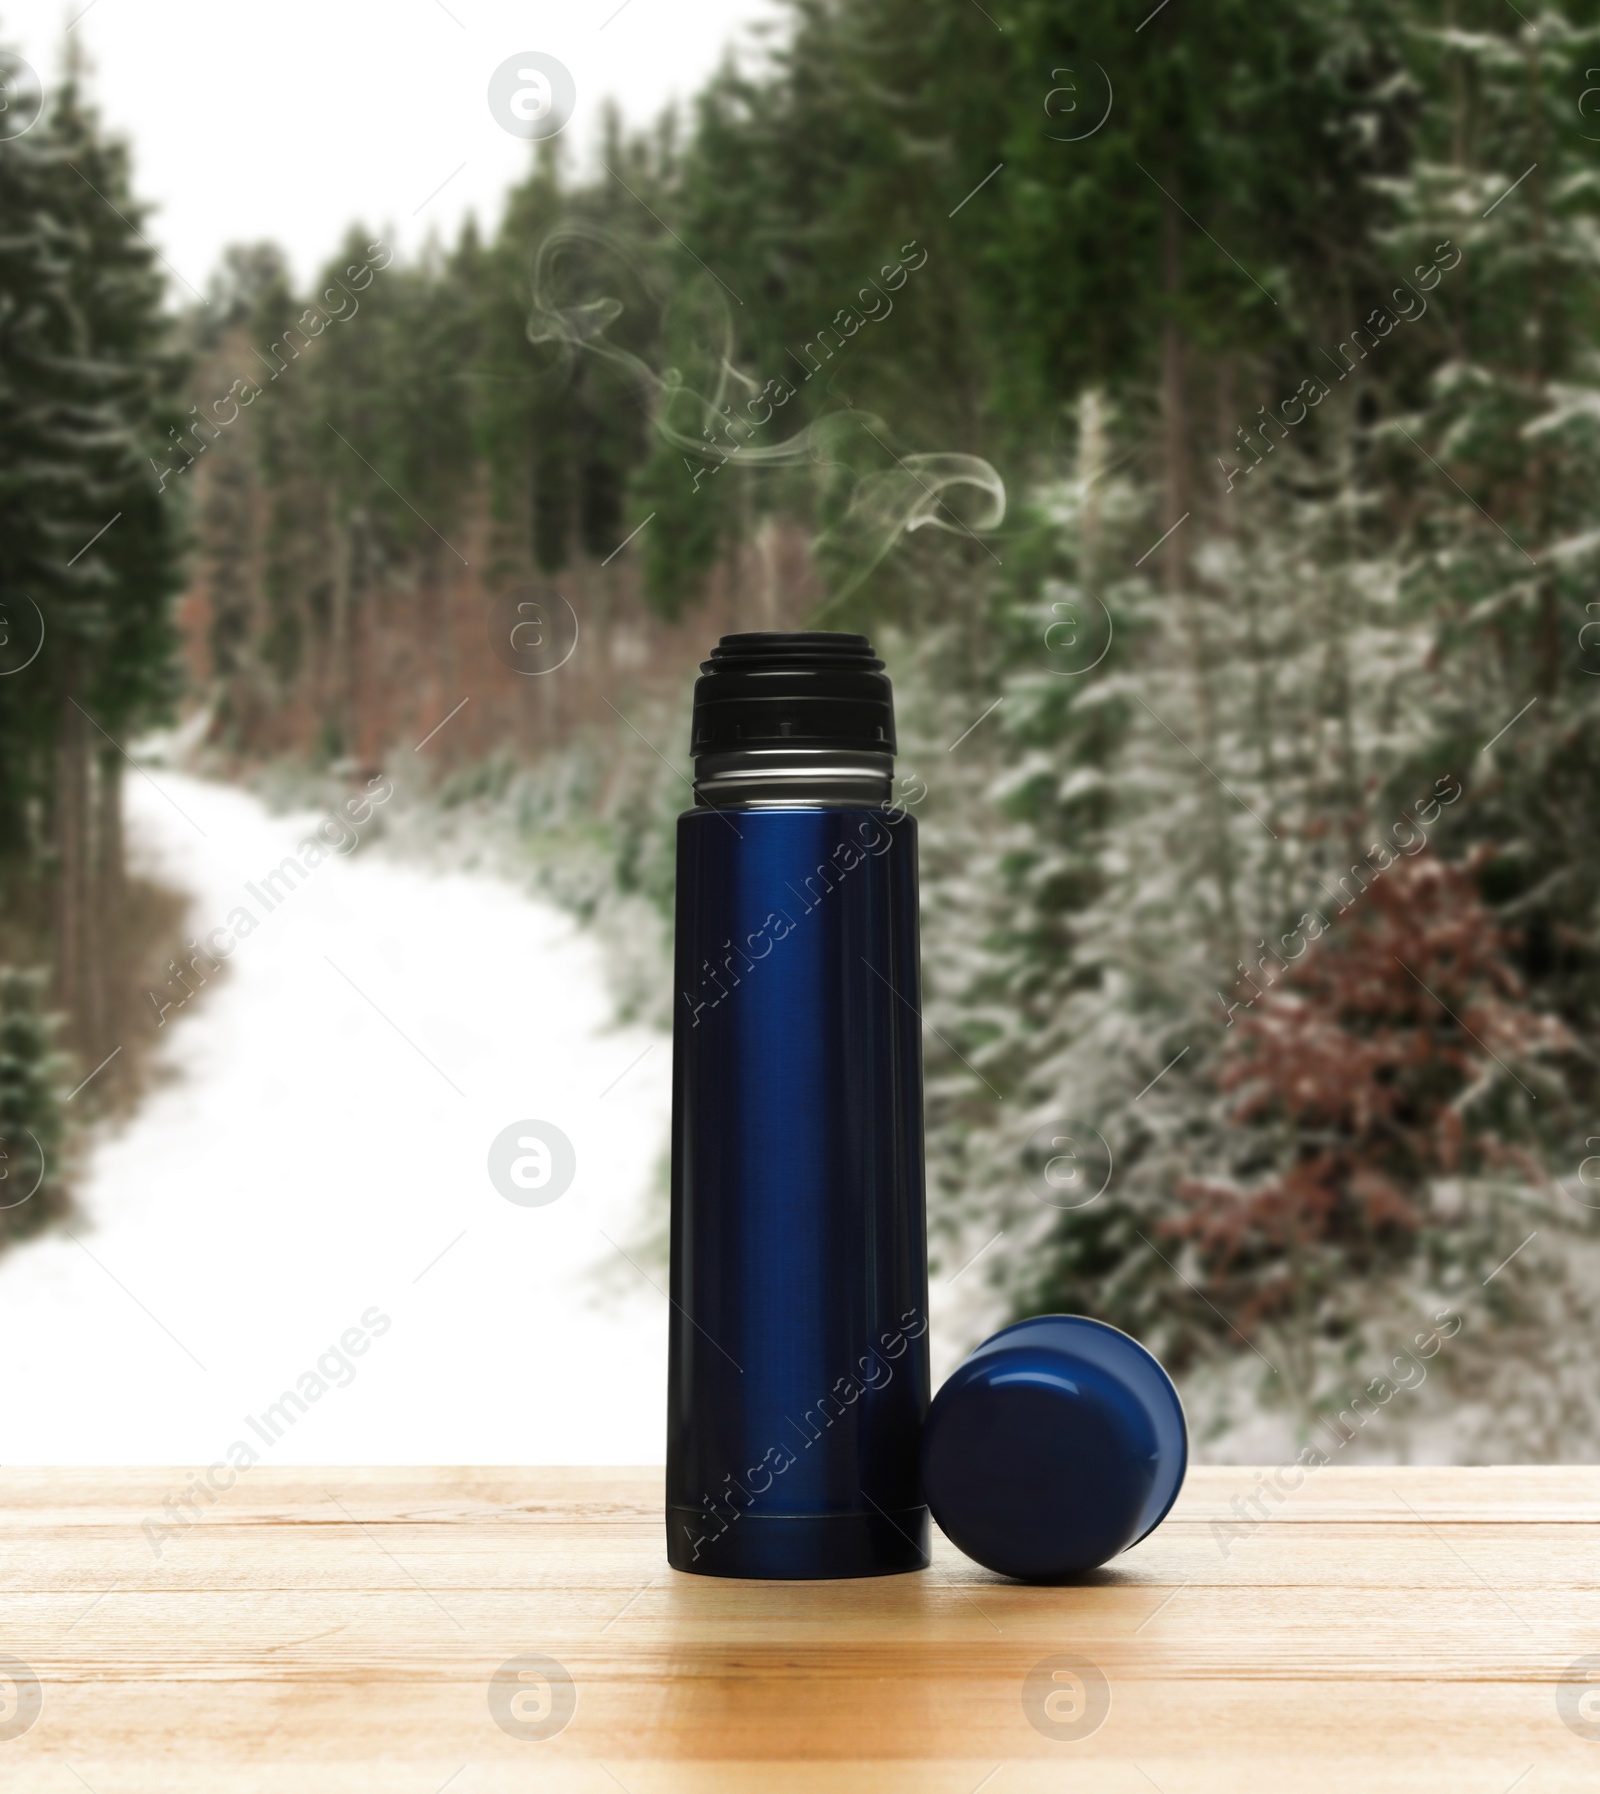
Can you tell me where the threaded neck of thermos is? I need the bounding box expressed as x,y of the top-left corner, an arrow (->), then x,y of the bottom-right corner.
690,632 -> 896,807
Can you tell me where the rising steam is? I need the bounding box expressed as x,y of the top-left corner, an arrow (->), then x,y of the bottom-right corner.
526,221 -> 1005,598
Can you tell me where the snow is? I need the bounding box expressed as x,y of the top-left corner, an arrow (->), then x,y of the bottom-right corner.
0,771 -> 672,1464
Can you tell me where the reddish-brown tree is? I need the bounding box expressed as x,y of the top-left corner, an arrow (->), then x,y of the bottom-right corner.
1173,851 -> 1570,1327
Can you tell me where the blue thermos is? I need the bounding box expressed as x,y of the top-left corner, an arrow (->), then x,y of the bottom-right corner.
666,631 -> 930,1578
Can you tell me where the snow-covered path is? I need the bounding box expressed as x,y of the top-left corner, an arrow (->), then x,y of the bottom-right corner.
0,772 -> 671,1463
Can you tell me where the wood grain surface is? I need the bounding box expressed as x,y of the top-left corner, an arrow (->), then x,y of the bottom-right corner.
1,1465 -> 1597,1790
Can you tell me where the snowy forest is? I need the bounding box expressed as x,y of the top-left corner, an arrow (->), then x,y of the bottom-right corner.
6,0 -> 1600,1459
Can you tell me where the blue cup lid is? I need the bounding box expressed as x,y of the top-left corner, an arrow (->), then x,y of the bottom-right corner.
920,1313 -> 1187,1581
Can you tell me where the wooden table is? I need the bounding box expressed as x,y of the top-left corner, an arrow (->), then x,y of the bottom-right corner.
1,1466 -> 1596,1789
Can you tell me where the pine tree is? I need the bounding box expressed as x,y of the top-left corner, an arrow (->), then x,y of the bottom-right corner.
42,67 -> 186,1069
1380,6 -> 1600,1054
0,967 -> 71,1247
0,42 -> 185,1125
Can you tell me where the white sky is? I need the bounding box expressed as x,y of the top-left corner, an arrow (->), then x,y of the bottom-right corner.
2,0 -> 784,298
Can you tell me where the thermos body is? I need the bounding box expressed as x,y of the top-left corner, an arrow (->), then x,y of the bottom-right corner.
666,799 -> 931,1578
661,634 -> 1191,1587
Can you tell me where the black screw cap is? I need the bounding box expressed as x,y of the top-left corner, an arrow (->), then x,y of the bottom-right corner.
690,632 -> 896,758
